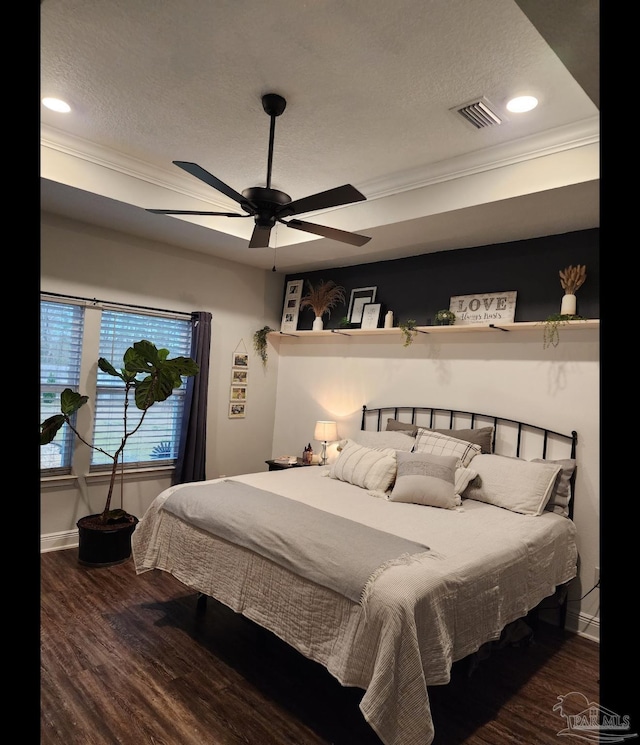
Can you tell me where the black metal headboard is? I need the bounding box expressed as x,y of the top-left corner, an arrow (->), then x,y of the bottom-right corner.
361,405 -> 577,519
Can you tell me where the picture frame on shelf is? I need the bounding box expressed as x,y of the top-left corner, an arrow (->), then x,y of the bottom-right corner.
360,302 -> 382,330
229,402 -> 246,419
281,279 -> 304,332
347,286 -> 377,325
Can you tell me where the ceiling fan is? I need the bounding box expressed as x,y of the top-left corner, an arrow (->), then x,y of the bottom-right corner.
147,93 -> 372,249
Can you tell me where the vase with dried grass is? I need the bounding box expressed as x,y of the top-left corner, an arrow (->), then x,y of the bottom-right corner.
299,279 -> 346,331
559,264 -> 586,315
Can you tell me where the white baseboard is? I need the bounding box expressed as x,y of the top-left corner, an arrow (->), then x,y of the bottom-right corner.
41,529 -> 78,553
540,606 -> 600,643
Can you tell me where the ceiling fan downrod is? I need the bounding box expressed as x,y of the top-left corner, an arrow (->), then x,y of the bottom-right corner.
262,93 -> 286,190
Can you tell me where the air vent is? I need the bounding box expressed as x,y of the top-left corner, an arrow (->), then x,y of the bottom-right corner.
453,98 -> 503,129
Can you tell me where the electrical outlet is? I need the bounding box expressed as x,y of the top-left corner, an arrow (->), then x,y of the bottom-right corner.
594,566 -> 600,586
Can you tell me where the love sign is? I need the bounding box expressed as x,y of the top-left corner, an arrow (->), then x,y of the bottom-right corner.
449,291 -> 517,326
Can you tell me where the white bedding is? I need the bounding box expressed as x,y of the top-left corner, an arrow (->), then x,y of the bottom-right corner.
132,465 -> 578,745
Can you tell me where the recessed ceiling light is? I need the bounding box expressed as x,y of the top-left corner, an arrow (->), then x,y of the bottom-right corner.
42,97 -> 71,113
506,95 -> 538,113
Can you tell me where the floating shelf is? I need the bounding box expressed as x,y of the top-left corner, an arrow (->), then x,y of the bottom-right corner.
269,320 -> 599,339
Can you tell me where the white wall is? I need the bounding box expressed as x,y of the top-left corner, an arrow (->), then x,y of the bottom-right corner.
269,329 -> 600,639
40,212 -> 283,546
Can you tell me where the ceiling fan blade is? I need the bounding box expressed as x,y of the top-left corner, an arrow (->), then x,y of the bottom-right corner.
173,161 -> 256,209
282,184 -> 366,217
248,224 -> 272,249
283,219 -> 371,247
146,209 -> 250,217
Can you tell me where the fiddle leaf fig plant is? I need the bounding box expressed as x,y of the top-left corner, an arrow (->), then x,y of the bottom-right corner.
39,340 -> 199,524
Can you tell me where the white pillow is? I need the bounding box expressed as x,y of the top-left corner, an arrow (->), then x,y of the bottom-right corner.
414,428 -> 481,467
329,439 -> 397,492
534,458 -> 576,517
389,451 -> 459,509
338,430 -> 415,452
462,454 -> 562,515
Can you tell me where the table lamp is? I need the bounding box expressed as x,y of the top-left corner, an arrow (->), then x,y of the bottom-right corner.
314,420 -> 338,466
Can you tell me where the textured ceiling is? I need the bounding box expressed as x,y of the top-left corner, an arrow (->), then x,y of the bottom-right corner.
40,0 -> 599,273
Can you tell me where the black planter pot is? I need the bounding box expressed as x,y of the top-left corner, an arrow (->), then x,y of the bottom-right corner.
77,514 -> 139,567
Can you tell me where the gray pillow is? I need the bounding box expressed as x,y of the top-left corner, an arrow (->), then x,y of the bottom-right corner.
340,430 -> 415,452
386,418 -> 418,437
430,426 -> 494,454
389,451 -> 459,509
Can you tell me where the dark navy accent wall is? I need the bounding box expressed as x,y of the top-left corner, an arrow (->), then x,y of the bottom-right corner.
285,229 -> 599,329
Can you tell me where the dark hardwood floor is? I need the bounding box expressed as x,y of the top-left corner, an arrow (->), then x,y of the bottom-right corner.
41,549 -> 599,745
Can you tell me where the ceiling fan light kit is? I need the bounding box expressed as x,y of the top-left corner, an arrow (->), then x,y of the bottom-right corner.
147,93 -> 371,249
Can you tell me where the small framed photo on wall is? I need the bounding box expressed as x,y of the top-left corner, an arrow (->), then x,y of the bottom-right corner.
232,352 -> 249,368
231,368 -> 248,385
229,402 -> 246,419
230,385 -> 247,402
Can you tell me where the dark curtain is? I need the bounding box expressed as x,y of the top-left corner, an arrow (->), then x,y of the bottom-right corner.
173,311 -> 212,484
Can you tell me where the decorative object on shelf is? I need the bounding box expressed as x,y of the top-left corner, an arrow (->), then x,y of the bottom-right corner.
39,340 -> 199,566
314,420 -> 338,465
398,319 -> 417,347
339,316 -> 352,328
281,279 -> 304,332
384,310 -> 394,328
347,286 -> 377,325
360,302 -> 382,330
300,279 -> 346,331
559,264 -> 586,315
434,309 -> 456,326
541,314 -> 584,349
253,326 -> 274,367
450,291 -> 517,326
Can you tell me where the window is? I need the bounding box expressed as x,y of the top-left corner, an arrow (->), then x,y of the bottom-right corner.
92,311 -> 191,468
40,298 -> 192,476
40,301 -> 85,474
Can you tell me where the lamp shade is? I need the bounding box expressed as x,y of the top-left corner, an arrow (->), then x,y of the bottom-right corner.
314,420 -> 338,443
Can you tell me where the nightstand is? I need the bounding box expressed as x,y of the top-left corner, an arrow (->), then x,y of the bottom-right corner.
266,458 -> 315,471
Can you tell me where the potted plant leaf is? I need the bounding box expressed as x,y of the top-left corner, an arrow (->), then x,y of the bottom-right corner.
398,319 -> 417,346
299,279 -> 346,330
40,339 -> 199,566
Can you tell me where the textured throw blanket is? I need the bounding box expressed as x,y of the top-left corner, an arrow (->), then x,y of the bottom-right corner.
162,479 -> 430,603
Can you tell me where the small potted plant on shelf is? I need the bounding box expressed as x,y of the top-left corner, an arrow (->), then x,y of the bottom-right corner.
253,326 -> 275,367
541,264 -> 587,348
299,279 -> 346,331
434,309 -> 456,326
40,340 -> 200,566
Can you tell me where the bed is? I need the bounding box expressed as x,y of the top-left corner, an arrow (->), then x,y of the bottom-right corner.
132,405 -> 578,745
